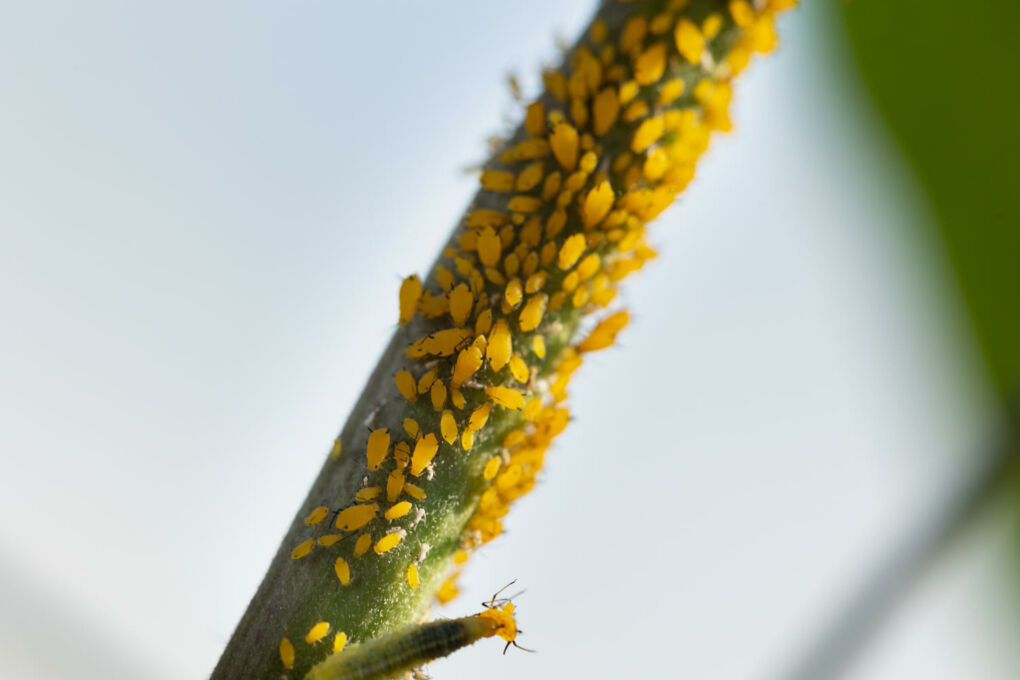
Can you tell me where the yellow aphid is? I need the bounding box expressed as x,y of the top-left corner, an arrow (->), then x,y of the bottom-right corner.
508,195 -> 542,213
549,122 -> 579,172
703,13 -> 724,40
592,272 -> 617,306
385,501 -> 413,521
291,538 -> 314,560
745,15 -> 778,54
650,11 -> 674,34
304,505 -> 329,526
582,181 -> 614,229
623,98 -> 649,123
674,19 -> 705,64
548,290 -> 568,313
631,116 -> 665,152
394,441 -> 411,469
410,433 -> 439,476
478,602 -> 519,643
374,532 -> 402,554
576,253 -> 601,280
437,576 -> 460,604
525,271 -> 547,294
578,310 -> 631,352
487,266 -> 507,287
634,42 -> 667,85
334,557 -> 351,586
333,632 -> 348,654
436,264 -> 455,291
500,279 -> 522,310
354,533 -> 372,557
524,101 -> 545,137
501,137 -> 550,164
440,410 -> 458,444
357,487 -> 382,503
387,469 -> 405,503
466,208 -> 509,228
570,96 -> 588,129
480,170 -> 515,192
619,80 -> 640,106
600,42 -> 617,66
417,290 -> 447,318
452,345 -> 483,387
587,89 -> 619,141
503,429 -> 526,448
453,549 -> 469,565
366,429 -> 389,471
279,637 -> 295,670
508,353 -> 530,383
659,78 -> 685,105
405,327 -> 472,358
469,402 -> 492,431
644,148 -> 671,181
514,171 -> 542,200
416,369 -> 436,395
448,283 -> 473,326
426,380 -> 445,412
523,396 -> 543,420
394,370 -> 417,402
330,437 -> 342,461
407,564 -> 420,589
476,226 -> 502,268
474,307 -> 493,335
471,332 -> 487,354
730,0 -> 755,28
620,16 -> 647,53
398,275 -> 421,325
335,503 -> 378,532
461,429 -> 475,450
562,271 -> 580,292
483,456 -> 501,481
532,335 -> 547,358
487,319 -> 512,371
500,138 -> 550,163
402,418 -> 419,439
318,534 -> 343,547
541,172 -> 562,201
543,209 -> 566,240
486,386 -> 526,410
518,293 -> 548,332
504,252 -> 520,278
404,483 -> 426,500
558,234 -> 587,271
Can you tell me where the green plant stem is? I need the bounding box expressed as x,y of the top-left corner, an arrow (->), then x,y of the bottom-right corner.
210,1 -> 771,677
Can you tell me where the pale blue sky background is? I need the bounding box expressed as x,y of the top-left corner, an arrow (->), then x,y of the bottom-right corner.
1,2 -> 1016,679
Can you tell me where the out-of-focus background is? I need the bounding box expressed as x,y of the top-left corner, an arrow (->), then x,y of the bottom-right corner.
1,2 -> 1017,678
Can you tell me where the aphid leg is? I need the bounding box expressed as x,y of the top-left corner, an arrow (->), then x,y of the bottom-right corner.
508,639 -> 536,654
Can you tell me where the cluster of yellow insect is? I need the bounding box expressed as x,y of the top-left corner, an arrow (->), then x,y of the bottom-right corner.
271,1 -> 792,677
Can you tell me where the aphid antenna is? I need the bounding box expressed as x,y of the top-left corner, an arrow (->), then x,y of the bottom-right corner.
484,579 -> 518,608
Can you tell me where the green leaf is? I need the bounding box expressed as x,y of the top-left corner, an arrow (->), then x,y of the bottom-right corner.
841,0 -> 1020,397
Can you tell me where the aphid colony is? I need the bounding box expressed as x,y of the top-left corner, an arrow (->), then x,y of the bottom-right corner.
276,0 -> 790,675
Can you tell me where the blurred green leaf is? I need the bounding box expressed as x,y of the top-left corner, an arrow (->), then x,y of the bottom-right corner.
841,0 -> 1020,397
